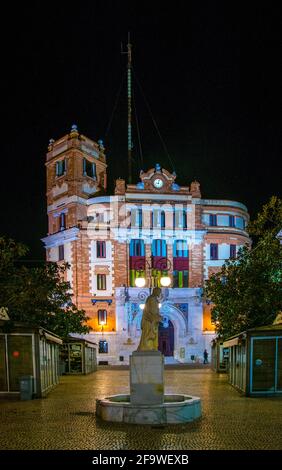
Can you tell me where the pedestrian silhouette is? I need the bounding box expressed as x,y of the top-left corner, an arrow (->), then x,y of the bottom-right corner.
203,349 -> 208,364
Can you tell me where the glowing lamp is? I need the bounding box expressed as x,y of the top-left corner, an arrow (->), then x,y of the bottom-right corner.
135,277 -> 146,288
139,304 -> 145,310
160,275 -> 171,287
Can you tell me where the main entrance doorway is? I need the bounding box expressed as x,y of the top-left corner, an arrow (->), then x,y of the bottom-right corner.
158,320 -> 174,356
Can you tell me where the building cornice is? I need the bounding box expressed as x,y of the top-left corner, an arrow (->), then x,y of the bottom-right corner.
41,227 -> 80,248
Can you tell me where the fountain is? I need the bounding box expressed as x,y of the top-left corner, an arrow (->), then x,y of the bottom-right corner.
96,288 -> 201,424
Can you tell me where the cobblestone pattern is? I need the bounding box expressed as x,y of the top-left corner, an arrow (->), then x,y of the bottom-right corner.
0,369 -> 281,450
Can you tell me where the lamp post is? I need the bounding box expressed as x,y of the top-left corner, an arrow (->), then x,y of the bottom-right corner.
99,320 -> 106,334
134,256 -> 172,291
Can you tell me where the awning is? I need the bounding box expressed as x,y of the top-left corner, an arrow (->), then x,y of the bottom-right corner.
43,332 -> 63,345
223,337 -> 239,347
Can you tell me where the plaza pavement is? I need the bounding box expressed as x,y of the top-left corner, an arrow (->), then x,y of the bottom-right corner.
0,367 -> 281,450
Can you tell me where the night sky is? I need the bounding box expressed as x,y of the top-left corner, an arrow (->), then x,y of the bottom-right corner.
0,2 -> 281,260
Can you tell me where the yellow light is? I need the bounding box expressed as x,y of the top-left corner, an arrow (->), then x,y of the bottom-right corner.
135,277 -> 146,288
160,275 -> 171,287
140,304 -> 145,310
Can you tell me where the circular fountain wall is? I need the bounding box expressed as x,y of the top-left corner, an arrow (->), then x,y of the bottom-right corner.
96,394 -> 201,425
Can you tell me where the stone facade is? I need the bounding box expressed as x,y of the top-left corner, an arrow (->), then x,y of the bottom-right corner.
42,127 -> 251,365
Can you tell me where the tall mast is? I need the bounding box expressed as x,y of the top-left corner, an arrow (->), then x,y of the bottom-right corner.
127,32 -> 132,183
121,32 -> 133,183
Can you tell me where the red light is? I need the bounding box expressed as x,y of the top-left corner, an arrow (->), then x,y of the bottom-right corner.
12,351 -> 20,358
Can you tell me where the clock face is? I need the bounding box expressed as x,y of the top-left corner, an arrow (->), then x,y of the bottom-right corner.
153,178 -> 163,189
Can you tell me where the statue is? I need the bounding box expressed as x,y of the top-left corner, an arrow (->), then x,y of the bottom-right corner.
137,287 -> 162,351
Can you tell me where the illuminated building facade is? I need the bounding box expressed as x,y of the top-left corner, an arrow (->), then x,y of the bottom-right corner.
42,126 -> 250,364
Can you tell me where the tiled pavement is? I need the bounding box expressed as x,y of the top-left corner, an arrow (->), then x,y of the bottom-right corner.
0,368 -> 281,450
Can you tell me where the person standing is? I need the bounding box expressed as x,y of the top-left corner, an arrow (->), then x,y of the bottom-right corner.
203,349 -> 208,364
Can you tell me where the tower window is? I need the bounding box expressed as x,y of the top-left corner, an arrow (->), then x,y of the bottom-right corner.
83,158 -> 96,178
97,274 -> 107,290
56,159 -> 66,177
59,213 -> 66,230
210,243 -> 218,260
58,245 -> 64,261
97,241 -> 106,258
98,310 -> 107,325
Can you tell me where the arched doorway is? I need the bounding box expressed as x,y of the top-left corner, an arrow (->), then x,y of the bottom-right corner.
158,320 -> 174,356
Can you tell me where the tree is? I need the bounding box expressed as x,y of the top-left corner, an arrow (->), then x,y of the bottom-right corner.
0,237 -> 91,338
204,197 -> 282,339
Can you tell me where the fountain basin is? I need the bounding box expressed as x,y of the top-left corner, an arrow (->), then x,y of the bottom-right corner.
96,394 -> 201,425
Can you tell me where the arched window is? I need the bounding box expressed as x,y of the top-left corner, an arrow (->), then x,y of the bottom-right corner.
152,239 -> 167,257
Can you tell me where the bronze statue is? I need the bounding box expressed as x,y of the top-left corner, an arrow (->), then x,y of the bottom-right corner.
137,287 -> 162,351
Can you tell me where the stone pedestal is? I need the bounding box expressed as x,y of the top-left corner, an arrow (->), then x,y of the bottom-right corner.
130,351 -> 164,405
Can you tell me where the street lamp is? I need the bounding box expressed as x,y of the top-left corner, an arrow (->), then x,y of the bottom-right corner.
134,256 -> 172,290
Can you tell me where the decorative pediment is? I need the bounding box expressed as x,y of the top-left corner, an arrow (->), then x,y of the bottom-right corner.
125,163 -> 199,196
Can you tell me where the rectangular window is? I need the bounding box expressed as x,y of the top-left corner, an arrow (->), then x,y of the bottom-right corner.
98,310 -> 107,325
174,240 -> 188,257
183,210 -> 187,229
138,208 -> 143,228
210,243 -> 218,260
58,245 -> 64,261
230,244 -> 236,259
161,211 -> 166,229
97,274 -> 106,290
97,241 -> 106,258
83,158 -> 96,178
99,340 -> 108,354
209,214 -> 217,226
56,159 -> 66,177
229,215 -> 235,227
59,213 -> 66,230
173,270 -> 189,287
